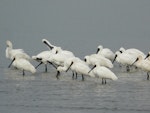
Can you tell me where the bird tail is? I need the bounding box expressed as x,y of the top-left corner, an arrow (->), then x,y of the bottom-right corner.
112,74 -> 118,81
30,66 -> 36,74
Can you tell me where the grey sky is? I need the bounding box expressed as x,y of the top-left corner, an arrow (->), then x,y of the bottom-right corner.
0,0 -> 150,65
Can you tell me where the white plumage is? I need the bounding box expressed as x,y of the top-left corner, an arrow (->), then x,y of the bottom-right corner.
13,57 -> 36,76
6,40 -> 30,68
119,47 -> 145,58
32,50 -> 56,72
88,64 -> 118,84
42,39 -> 75,57
84,54 -> 113,68
132,55 -> 150,80
96,45 -> 115,61
57,57 -> 94,80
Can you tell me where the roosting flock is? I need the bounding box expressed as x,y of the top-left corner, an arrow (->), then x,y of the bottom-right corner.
5,39 -> 150,84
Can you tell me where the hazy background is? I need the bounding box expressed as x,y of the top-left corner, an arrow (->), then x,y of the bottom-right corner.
0,0 -> 150,66
1,1 -> 150,113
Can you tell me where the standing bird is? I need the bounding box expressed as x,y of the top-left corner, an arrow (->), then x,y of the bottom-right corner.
42,39 -> 75,57
6,40 -> 30,68
42,39 -> 75,71
113,51 -> 137,72
84,54 -> 113,68
57,57 -> 94,80
13,56 -> 36,76
96,45 -> 115,62
56,57 -> 81,79
119,47 -> 145,58
48,54 -> 68,67
88,64 -> 118,84
32,51 -> 56,72
132,55 -> 150,80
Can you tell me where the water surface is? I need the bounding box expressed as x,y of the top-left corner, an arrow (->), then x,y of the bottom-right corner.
0,66 -> 150,113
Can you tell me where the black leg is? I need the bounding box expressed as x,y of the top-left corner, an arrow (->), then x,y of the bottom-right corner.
75,72 -> 78,79
72,72 -> 74,80
23,70 -> 25,76
126,65 -> 130,72
82,75 -> 84,81
45,64 -> 47,72
35,62 -> 43,69
147,72 -> 149,80
104,79 -> 107,84
56,71 -> 60,80
119,64 -> 122,68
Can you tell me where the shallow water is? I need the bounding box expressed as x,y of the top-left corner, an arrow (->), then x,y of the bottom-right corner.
1,1 -> 150,112
0,65 -> 150,113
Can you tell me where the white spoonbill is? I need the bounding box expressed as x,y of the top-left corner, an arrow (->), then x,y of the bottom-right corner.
6,40 -> 30,68
57,67 -> 78,80
132,55 -> 150,80
84,54 -> 113,68
42,39 -> 75,57
42,38 -> 55,49
113,51 -> 137,72
119,47 -> 145,58
56,62 -> 75,79
32,51 -> 57,72
13,56 -> 36,76
88,64 -> 118,84
57,57 -> 94,80
56,57 -> 79,79
47,52 -> 75,68
96,45 -> 115,61
57,57 -> 92,80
